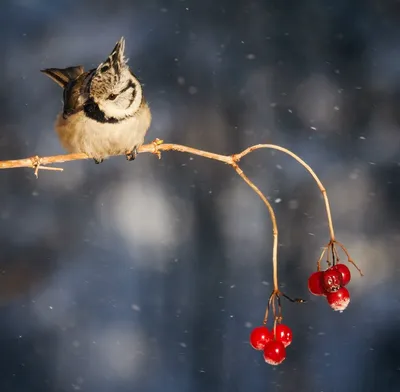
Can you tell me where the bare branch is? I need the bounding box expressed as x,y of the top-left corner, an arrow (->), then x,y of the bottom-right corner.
0,137 -> 339,303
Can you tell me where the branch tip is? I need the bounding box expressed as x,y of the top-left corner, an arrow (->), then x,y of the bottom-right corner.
29,155 -> 63,178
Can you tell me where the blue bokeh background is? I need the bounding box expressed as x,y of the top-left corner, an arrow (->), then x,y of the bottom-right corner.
1,1 -> 400,391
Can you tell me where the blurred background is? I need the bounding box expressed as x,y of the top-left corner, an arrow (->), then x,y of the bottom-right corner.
0,0 -> 400,391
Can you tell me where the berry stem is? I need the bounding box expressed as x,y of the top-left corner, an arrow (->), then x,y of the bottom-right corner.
264,291 -> 306,324
280,293 -> 306,303
331,244 -> 336,266
334,240 -> 364,276
232,164 -> 279,292
273,317 -> 278,340
332,245 -> 340,263
264,291 -> 276,324
326,245 -> 332,267
316,247 -> 328,271
277,295 -> 282,319
272,295 -> 277,319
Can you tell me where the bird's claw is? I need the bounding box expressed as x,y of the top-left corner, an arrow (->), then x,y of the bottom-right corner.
125,147 -> 138,161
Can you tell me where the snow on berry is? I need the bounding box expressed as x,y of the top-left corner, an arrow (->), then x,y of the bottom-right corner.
249,326 -> 272,350
263,340 -> 286,365
275,324 -> 293,347
326,287 -> 350,311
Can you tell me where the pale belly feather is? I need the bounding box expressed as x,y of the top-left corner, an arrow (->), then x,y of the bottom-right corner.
55,104 -> 151,161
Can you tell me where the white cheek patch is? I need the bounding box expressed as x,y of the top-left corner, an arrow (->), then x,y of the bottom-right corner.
98,86 -> 142,120
124,88 -> 137,109
117,86 -> 142,112
114,89 -> 134,109
98,100 -> 128,119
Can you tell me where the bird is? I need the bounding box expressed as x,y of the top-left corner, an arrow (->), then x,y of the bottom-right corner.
41,37 -> 151,164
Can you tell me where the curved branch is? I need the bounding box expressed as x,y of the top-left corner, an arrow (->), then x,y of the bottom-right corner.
0,140 -> 335,240
233,144 -> 335,241
0,138 -> 337,294
0,143 -> 337,239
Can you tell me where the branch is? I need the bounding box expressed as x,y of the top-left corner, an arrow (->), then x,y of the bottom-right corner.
0,139 -> 234,170
0,138 -> 335,240
0,138 -> 337,297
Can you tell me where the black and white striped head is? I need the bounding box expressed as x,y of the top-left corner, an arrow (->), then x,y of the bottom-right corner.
88,37 -> 143,121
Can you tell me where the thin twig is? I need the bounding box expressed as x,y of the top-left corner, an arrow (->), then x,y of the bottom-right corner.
332,245 -> 341,264
233,144 -> 335,242
0,139 -> 341,311
232,163 -> 279,292
334,240 -> 364,276
0,139 -> 335,244
2,141 -> 334,247
264,291 -> 276,325
316,247 -> 328,271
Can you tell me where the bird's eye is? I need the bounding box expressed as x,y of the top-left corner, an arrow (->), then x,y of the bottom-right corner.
108,93 -> 118,101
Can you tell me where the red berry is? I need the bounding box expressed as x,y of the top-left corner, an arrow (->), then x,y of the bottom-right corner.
308,271 -> 326,296
263,340 -> 286,365
275,324 -> 293,347
333,263 -> 351,286
249,326 -> 272,350
326,287 -> 350,311
322,268 -> 342,293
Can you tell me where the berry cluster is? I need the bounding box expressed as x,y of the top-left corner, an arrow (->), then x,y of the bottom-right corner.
250,324 -> 292,365
307,239 -> 363,312
249,241 -> 362,366
248,290 -> 304,366
308,263 -> 351,311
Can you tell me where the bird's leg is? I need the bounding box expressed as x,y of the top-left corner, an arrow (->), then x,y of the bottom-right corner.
93,158 -> 104,164
125,146 -> 138,161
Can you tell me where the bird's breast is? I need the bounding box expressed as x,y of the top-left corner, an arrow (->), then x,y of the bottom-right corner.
54,105 -> 151,161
